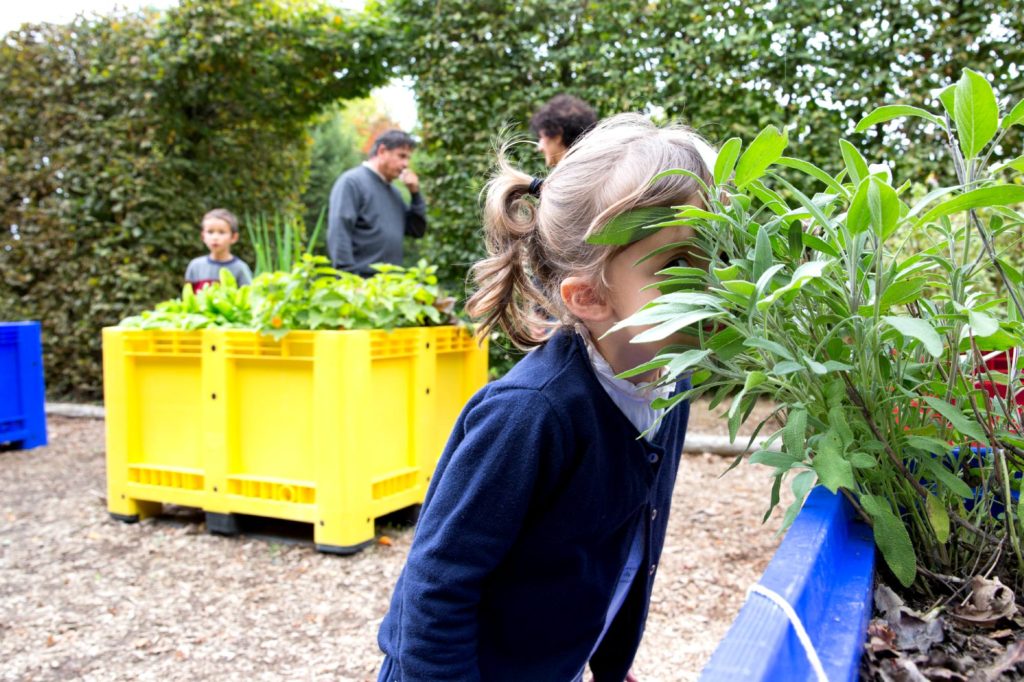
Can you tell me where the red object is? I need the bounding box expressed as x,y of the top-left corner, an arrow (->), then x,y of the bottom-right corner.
189,279 -> 217,292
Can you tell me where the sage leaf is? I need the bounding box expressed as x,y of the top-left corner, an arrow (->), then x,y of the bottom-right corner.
1002,97 -> 1024,129
921,396 -> 989,445
783,408 -> 807,458
839,139 -> 869,186
954,68 -> 999,159
926,494 -> 950,544
917,186 -> 1024,226
735,126 -> 788,189
881,315 -> 944,358
855,104 -> 947,132
714,137 -> 742,185
860,494 -> 917,587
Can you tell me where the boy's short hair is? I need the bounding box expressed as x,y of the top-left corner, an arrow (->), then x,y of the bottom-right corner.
370,129 -> 417,157
530,95 -> 598,149
202,208 -> 239,234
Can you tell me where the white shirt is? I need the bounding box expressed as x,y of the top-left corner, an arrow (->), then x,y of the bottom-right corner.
575,325 -> 673,440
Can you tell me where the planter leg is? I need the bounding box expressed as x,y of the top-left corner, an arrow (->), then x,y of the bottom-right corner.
108,498 -> 162,523
206,512 -> 240,536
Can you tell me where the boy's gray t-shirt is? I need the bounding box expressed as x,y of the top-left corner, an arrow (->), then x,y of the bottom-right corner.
185,256 -> 253,287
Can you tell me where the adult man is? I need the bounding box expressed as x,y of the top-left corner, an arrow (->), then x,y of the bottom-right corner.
529,94 -> 598,167
327,129 -> 427,276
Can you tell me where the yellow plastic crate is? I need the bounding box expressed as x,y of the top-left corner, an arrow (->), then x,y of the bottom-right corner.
103,326 -> 487,553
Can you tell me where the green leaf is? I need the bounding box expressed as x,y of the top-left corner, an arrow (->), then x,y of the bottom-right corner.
938,84 -> 956,119
752,224 -> 774,280
749,449 -> 802,469
744,337 -> 795,361
926,493 -> 950,544
783,408 -> 807,457
628,310 -> 725,344
734,125 -> 788,189
992,155 -> 1024,174
919,456 -> 975,500
881,315 -> 944,358
813,431 -> 855,493
855,105 -> 947,132
776,156 -> 846,196
848,177 -> 900,237
860,494 -> 917,587
839,139 -> 869,186
772,360 -> 805,376
967,309 -> 999,338
850,452 -> 876,469
917,186 -> 1024,226
828,406 -> 853,446
921,396 -> 989,444
721,280 -> 756,296
801,233 -> 840,258
878,278 -> 926,311
586,206 -> 679,245
1002,98 -> 1024,129
954,69 -> 999,159
779,470 -> 816,533
665,348 -> 713,376
714,137 -> 742,185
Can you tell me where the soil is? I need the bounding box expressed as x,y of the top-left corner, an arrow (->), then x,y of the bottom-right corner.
1,399 -> 786,682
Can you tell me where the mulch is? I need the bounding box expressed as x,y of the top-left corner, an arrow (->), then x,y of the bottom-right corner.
1,402 -> 786,681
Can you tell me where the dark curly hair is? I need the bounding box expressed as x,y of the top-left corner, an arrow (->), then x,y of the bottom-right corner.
529,94 -> 597,149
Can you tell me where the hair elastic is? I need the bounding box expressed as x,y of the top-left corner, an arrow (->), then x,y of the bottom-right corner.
528,177 -> 544,198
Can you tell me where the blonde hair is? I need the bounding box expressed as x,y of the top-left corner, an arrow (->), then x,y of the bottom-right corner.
467,113 -> 715,349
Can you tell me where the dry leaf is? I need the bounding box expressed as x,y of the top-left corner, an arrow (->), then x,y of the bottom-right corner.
951,576 -> 1018,627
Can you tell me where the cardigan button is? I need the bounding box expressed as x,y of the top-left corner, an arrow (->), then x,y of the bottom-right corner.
651,508 -> 658,521
648,453 -> 659,464
649,563 -> 657,576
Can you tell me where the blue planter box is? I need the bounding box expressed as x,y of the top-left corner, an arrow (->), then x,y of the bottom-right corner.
0,321 -> 48,450
701,487 -> 875,682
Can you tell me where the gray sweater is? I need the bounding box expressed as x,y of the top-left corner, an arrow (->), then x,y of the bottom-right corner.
326,165 -> 427,276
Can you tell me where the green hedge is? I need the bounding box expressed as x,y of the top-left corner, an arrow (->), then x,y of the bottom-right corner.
390,0 -> 1022,288
0,0 -> 390,400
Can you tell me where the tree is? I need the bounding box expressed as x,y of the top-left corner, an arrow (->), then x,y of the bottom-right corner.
0,0 -> 392,399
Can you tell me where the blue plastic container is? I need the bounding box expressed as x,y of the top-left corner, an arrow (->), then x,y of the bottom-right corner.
0,321 -> 48,449
700,487 -> 875,682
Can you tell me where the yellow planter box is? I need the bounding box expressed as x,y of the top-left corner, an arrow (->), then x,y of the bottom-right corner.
103,326 -> 487,553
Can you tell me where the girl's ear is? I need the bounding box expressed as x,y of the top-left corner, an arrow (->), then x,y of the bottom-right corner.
561,276 -> 611,322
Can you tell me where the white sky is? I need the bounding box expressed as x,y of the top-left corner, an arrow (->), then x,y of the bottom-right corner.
0,0 -> 419,130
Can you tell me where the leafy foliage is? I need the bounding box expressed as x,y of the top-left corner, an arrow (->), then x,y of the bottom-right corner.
0,0 -> 390,399
386,0 -> 1022,373
622,71 -> 1024,590
121,256 -> 456,337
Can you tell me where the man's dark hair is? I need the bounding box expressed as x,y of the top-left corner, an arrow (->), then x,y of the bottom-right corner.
529,95 -> 598,149
370,129 -> 417,157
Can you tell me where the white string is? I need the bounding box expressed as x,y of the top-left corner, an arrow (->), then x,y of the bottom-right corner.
746,583 -> 830,682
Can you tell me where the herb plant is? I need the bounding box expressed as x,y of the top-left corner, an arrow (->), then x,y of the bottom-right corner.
120,256 -> 456,337
614,69 -> 1024,591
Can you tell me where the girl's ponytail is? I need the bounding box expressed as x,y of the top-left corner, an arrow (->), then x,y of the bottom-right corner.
466,152 -> 550,349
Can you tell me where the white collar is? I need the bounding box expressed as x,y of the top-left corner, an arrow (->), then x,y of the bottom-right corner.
362,161 -> 388,183
575,324 -> 673,438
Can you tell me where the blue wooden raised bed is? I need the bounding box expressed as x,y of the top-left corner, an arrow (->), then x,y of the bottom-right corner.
0,321 -> 48,450
701,487 -> 875,682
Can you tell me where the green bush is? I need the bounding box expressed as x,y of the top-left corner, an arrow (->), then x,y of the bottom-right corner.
0,0 -> 390,400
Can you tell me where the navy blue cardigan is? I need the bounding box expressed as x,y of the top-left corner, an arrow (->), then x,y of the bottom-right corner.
378,331 -> 690,681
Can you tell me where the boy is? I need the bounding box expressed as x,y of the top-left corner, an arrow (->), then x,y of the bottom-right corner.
185,209 -> 253,291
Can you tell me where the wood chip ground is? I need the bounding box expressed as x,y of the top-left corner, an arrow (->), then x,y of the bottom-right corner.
1,400 -> 784,681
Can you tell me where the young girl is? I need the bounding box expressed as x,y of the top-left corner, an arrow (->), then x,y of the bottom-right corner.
377,114 -> 716,682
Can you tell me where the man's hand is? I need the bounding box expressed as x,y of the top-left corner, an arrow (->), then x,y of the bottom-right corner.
400,169 -> 420,194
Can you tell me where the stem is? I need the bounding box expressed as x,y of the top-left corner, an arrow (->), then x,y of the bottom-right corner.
995,447 -> 1024,572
